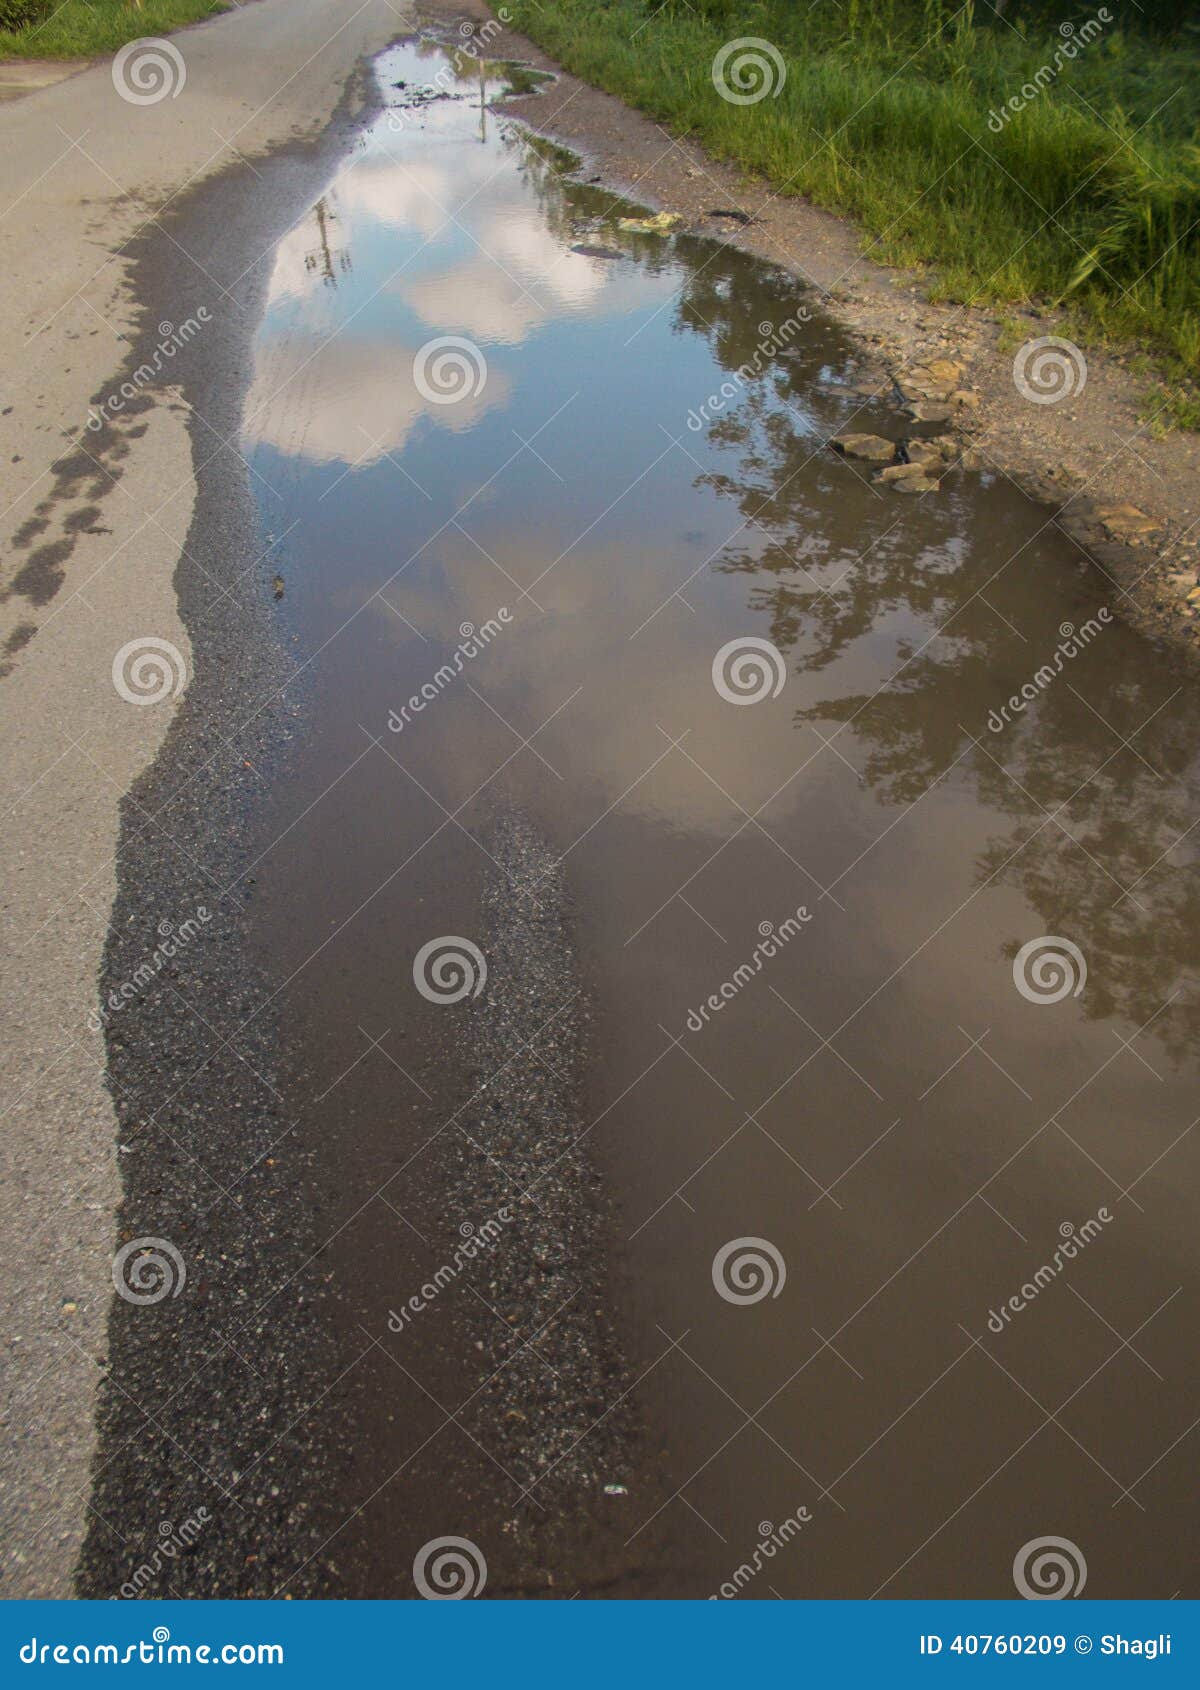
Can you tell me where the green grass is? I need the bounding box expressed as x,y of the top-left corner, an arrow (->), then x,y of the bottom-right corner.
1140,380 -> 1200,436
504,0 -> 1200,383
0,0 -> 227,61
488,58 -> 555,97
995,315 -> 1029,357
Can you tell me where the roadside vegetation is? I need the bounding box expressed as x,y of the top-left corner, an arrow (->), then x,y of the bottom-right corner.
505,0 -> 1200,405
0,0 -> 225,60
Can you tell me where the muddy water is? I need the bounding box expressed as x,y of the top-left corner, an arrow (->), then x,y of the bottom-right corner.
242,36 -> 1200,1599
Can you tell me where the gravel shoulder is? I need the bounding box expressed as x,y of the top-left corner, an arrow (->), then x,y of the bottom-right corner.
0,0 -> 407,1599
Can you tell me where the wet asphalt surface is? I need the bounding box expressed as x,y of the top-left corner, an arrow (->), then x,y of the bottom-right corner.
70,65 -> 429,1595
76,68 -> 390,1599
74,47 -> 656,1601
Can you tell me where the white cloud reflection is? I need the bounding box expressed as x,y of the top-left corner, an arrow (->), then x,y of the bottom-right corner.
244,98 -> 672,466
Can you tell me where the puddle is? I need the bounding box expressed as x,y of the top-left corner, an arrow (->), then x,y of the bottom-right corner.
240,36 -> 1200,1597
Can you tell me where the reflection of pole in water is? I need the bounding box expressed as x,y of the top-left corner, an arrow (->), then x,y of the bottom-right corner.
304,197 -> 352,287
459,20 -> 490,145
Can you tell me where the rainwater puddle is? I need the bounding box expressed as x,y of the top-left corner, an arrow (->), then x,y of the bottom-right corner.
240,34 -> 1200,1599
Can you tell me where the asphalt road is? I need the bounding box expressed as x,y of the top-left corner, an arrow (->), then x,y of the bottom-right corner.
0,0 -> 409,1599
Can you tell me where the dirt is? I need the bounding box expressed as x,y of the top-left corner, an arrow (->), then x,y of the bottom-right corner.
423,0 -> 1200,661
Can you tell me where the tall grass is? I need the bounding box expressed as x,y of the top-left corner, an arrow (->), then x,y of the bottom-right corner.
505,0 -> 1200,373
0,0 -> 226,59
